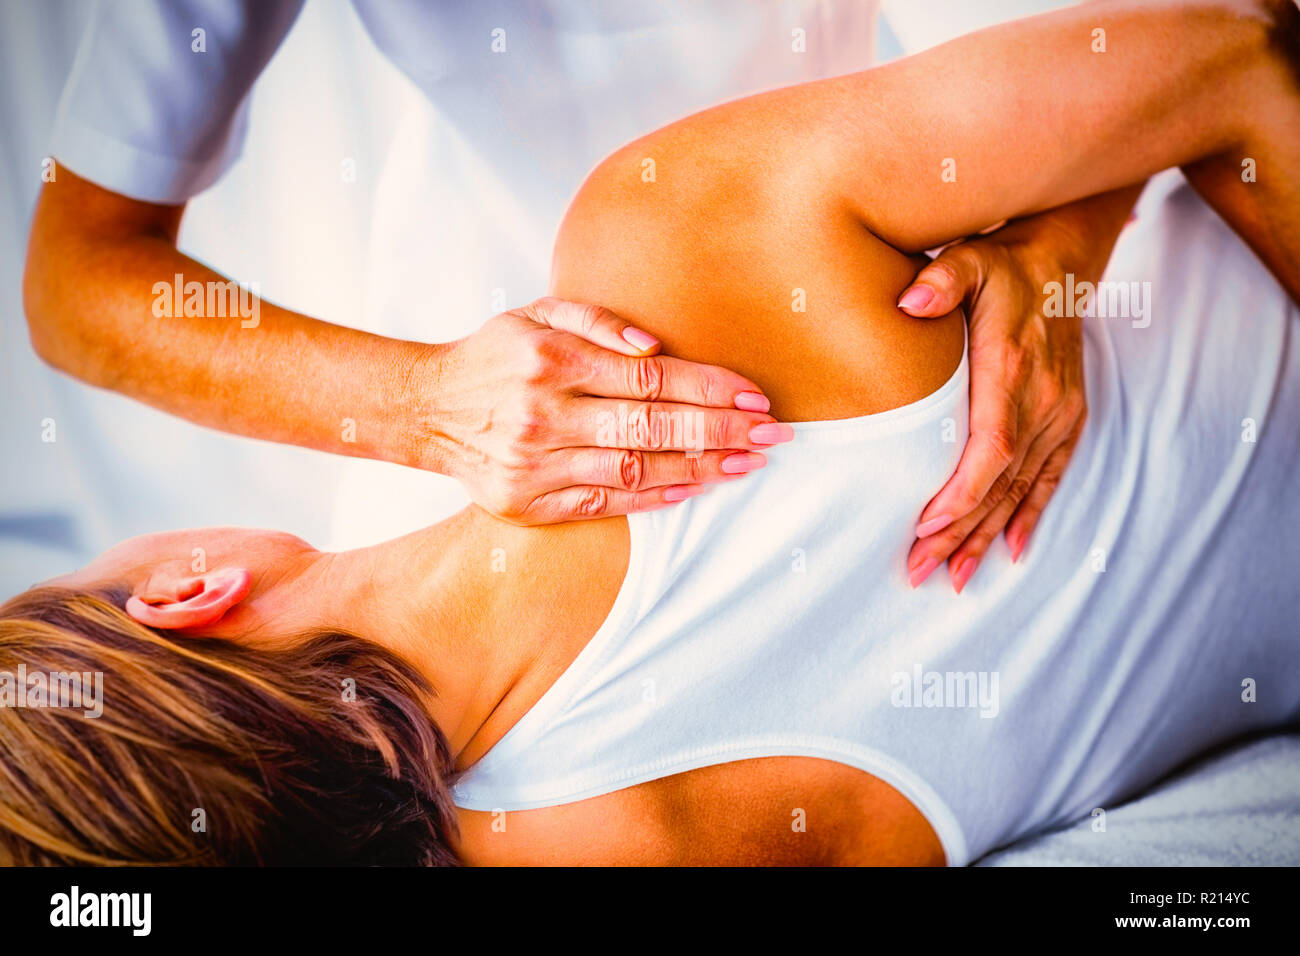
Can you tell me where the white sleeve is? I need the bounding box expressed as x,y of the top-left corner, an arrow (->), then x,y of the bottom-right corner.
49,0 -> 305,203
882,0 -> 1078,56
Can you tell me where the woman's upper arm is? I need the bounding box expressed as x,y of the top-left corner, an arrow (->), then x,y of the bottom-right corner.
815,0 -> 1279,254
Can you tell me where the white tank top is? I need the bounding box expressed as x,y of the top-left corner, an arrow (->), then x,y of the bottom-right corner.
453,174 -> 1300,864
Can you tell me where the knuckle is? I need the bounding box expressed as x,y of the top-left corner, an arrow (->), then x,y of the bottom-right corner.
934,522 -> 972,554
626,403 -> 655,448
964,530 -> 995,556
954,486 -> 983,516
496,446 -> 530,474
535,331 -> 572,370
627,356 -> 665,402
985,425 -> 1018,465
984,469 -> 1014,508
575,486 -> 609,518
1061,392 -> 1087,423
508,398 -> 548,448
1038,464 -> 1066,488
681,453 -> 706,483
1001,346 -> 1028,387
501,302 -> 533,324
1006,473 -> 1034,504
694,373 -> 723,408
615,449 -> 646,491
707,414 -> 732,450
1037,378 -> 1065,411
575,302 -> 603,338
926,259 -> 961,288
531,295 -> 561,319
517,339 -> 553,383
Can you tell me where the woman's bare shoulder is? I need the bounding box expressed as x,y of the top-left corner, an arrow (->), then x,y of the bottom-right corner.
551,94 -> 965,422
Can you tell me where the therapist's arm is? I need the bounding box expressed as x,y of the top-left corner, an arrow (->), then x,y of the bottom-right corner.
24,169 -> 784,524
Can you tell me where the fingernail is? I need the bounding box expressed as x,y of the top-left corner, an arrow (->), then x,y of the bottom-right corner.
734,391 -> 771,413
663,484 -> 707,503
915,514 -> 952,538
721,452 -> 766,475
621,327 -> 659,351
1007,529 -> 1025,562
897,285 -> 935,314
749,423 -> 795,445
908,555 -> 940,588
952,556 -> 977,593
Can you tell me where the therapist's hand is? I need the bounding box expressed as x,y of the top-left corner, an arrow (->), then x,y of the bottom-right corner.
419,297 -> 788,524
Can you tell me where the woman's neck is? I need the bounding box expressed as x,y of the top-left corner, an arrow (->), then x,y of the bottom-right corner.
314,509 -> 629,765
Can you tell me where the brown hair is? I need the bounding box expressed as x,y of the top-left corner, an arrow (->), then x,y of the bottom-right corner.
0,586 -> 459,865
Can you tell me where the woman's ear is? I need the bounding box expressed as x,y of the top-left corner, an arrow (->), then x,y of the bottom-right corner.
125,568 -> 252,630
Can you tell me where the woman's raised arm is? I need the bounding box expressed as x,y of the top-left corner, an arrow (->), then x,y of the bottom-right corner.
820,0 -> 1300,299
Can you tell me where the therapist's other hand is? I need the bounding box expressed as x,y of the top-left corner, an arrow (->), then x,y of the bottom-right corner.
420,297 -> 788,524
899,235 -> 1087,591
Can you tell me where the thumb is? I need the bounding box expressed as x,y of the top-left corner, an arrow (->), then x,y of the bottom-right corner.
897,246 -> 981,318
521,296 -> 661,357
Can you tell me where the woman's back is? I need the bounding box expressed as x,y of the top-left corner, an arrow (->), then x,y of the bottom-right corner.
451,150 -> 1300,862
448,93 -> 974,863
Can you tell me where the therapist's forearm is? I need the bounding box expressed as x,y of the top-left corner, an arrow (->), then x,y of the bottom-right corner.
24,169 -> 787,525
24,221 -> 437,470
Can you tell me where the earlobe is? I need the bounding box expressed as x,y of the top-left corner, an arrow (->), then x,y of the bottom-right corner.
125,568 -> 252,630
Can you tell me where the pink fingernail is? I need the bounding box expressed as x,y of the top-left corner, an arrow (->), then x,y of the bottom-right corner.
734,391 -> 771,413
721,452 -> 766,475
621,327 -> 659,351
663,484 -> 706,503
897,285 -> 935,314
915,514 -> 952,538
908,556 -> 940,588
749,423 -> 794,445
952,557 -> 977,593
1007,530 -> 1025,562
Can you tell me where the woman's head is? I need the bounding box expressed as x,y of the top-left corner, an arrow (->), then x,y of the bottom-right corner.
43,525 -> 328,640
0,583 -> 460,865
